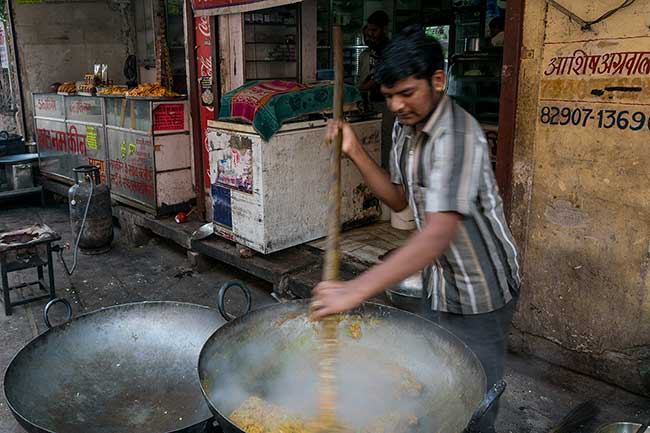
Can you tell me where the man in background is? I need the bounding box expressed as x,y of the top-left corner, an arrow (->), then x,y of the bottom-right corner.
488,16 -> 505,47
358,10 -> 393,169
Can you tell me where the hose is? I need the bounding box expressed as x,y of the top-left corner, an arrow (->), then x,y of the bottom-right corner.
59,176 -> 94,276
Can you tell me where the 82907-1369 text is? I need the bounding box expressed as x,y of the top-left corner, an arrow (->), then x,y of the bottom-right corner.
540,105 -> 650,131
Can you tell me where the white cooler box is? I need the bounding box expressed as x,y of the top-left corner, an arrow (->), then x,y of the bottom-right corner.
207,116 -> 382,254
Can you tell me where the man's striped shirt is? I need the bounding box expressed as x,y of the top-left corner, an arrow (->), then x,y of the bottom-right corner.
389,95 -> 520,314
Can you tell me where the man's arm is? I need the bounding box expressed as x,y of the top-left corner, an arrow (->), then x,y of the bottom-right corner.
328,120 -> 407,212
311,211 -> 460,318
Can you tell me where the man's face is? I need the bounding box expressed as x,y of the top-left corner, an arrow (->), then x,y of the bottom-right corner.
365,23 -> 385,48
381,72 -> 446,126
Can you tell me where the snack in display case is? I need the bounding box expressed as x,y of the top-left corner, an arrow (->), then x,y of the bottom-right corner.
57,82 -> 77,95
125,83 -> 182,98
77,73 -> 98,96
98,85 -> 128,96
78,83 -> 96,96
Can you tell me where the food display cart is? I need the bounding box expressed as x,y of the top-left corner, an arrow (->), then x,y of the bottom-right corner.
34,93 -> 109,185
104,96 -> 194,216
207,115 -> 382,254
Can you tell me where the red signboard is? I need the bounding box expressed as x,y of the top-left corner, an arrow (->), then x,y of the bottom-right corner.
36,97 -> 58,112
37,127 -> 86,155
191,0 -> 300,13
154,104 -> 185,131
192,0 -> 271,10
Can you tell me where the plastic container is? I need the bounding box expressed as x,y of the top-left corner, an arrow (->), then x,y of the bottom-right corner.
391,206 -> 416,231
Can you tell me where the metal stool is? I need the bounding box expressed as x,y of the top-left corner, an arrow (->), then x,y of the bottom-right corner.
0,224 -> 60,316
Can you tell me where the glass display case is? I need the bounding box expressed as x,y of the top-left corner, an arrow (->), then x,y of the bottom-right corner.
447,52 -> 501,124
447,51 -> 502,164
34,93 -> 109,186
453,8 -> 484,55
244,4 -> 300,82
104,96 -> 194,215
316,0 -> 332,76
316,0 -> 368,84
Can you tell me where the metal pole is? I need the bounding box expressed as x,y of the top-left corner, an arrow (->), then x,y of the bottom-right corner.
6,0 -> 27,137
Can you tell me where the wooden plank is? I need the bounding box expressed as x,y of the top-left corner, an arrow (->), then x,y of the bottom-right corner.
114,204 -> 322,285
230,13 -> 245,89
285,260 -> 365,299
192,236 -> 321,284
185,1 -> 206,221
495,0 -> 525,219
218,14 -> 232,95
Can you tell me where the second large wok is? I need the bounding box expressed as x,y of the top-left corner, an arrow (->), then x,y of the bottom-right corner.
4,300 -> 228,433
199,281 -> 503,433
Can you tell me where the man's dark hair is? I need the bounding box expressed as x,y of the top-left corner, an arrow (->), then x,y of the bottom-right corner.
367,10 -> 390,28
489,16 -> 505,31
374,25 -> 445,88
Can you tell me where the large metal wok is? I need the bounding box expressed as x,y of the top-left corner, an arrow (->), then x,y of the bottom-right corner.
4,300 -> 229,433
199,281 -> 504,433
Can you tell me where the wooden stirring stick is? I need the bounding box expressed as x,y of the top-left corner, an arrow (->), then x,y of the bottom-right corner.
317,24 -> 345,432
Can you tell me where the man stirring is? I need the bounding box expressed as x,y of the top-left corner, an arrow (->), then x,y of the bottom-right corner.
311,25 -> 520,433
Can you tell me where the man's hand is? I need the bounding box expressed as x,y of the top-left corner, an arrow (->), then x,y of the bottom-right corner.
325,120 -> 362,159
311,280 -> 367,320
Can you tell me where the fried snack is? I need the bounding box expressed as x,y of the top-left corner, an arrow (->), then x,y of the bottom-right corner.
57,82 -> 77,94
78,83 -> 96,94
125,82 -> 180,97
98,85 -> 128,95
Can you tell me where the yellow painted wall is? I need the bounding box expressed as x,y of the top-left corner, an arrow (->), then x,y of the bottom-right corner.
510,0 -> 650,395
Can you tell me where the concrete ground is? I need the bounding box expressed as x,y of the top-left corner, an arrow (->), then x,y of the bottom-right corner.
1,197 -> 648,433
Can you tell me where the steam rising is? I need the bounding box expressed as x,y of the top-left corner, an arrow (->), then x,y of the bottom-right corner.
205,309 -> 480,433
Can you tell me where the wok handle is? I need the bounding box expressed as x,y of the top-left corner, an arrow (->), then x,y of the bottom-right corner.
462,380 -> 507,433
43,297 -> 73,328
217,280 -> 252,321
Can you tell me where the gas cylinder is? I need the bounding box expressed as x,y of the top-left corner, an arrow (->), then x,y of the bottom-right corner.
68,165 -> 113,254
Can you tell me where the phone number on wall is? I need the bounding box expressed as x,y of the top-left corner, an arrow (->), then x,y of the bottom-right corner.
539,105 -> 650,131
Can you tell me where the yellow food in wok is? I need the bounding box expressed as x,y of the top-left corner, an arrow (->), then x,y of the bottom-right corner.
230,397 -> 323,433
347,322 -> 362,340
228,315 -> 424,433
230,396 -> 419,433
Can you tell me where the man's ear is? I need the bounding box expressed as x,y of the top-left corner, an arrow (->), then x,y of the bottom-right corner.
431,70 -> 446,93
